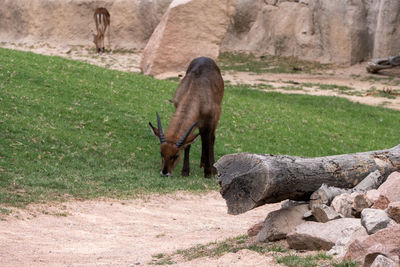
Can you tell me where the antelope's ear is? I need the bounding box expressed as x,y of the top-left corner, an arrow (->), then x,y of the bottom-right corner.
149,122 -> 160,139
183,133 -> 200,147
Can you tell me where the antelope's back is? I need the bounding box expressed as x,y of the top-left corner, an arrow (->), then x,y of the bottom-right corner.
173,57 -> 224,109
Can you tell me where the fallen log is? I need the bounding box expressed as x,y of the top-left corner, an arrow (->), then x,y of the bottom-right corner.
366,54 -> 400,73
215,145 -> 400,215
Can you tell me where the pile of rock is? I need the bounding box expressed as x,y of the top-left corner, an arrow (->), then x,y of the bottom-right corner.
249,171 -> 400,267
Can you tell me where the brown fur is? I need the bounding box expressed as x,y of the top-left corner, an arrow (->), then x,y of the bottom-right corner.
149,57 -> 224,178
93,7 -> 111,53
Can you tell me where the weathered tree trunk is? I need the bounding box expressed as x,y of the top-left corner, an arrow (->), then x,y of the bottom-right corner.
215,145 -> 400,215
366,54 -> 400,73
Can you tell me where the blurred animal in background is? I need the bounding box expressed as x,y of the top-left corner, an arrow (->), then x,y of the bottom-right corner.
92,7 -> 111,53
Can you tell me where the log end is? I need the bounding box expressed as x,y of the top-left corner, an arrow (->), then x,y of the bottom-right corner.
215,153 -> 270,215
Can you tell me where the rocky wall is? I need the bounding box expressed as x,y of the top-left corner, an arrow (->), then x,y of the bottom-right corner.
221,0 -> 400,65
1,0 -> 400,65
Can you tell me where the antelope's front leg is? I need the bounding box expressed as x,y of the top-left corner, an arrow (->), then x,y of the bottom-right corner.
181,145 -> 191,176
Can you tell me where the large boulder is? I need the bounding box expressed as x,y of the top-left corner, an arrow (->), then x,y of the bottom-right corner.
140,0 -> 237,76
255,204 -> 309,242
287,218 -> 366,250
344,224 -> 400,266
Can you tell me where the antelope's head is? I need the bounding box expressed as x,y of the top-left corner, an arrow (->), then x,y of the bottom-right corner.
90,30 -> 101,52
149,112 -> 199,177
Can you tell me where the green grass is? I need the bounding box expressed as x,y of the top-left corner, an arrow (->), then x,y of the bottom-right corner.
332,260 -> 359,267
150,235 -> 288,265
1,47 -> 400,206
217,52 -> 331,74
276,253 -> 332,267
150,235 -> 359,266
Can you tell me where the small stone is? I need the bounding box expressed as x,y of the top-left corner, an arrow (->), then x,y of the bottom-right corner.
352,193 -> 373,217
331,193 -> 355,218
371,194 -> 390,210
370,254 -> 397,267
366,189 -> 381,204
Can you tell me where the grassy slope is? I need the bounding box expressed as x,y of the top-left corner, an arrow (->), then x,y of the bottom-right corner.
1,48 -> 400,206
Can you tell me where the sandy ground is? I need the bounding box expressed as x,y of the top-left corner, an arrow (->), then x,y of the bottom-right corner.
0,192 -> 282,267
2,42 -> 400,266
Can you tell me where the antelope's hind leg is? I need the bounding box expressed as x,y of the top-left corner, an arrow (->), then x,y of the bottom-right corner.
200,127 -> 216,178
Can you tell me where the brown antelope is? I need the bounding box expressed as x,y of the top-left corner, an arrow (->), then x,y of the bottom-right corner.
149,57 -> 224,178
92,7 -> 111,53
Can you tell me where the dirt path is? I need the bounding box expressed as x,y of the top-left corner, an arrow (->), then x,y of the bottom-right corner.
0,192 -> 281,266
222,66 -> 400,111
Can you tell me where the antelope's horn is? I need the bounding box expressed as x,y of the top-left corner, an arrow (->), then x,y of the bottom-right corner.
176,121 -> 199,148
156,112 -> 166,144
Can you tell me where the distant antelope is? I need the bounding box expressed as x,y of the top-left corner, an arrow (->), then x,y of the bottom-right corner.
149,57 -> 224,178
92,7 -> 111,53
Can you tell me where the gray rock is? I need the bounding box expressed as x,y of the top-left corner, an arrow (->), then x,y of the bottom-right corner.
361,208 -> 396,235
370,254 -> 397,267
255,204 -> 309,243
287,218 -> 366,250
281,199 -> 309,209
354,170 -> 383,192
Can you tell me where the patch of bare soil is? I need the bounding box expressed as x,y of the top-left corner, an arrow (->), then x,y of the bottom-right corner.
0,192 -> 281,266
223,65 -> 400,111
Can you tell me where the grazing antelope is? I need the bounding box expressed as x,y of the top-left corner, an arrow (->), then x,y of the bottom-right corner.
92,7 -> 111,53
149,57 -> 224,178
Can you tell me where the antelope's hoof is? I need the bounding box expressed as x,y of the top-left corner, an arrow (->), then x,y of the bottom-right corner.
204,172 -> 212,179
